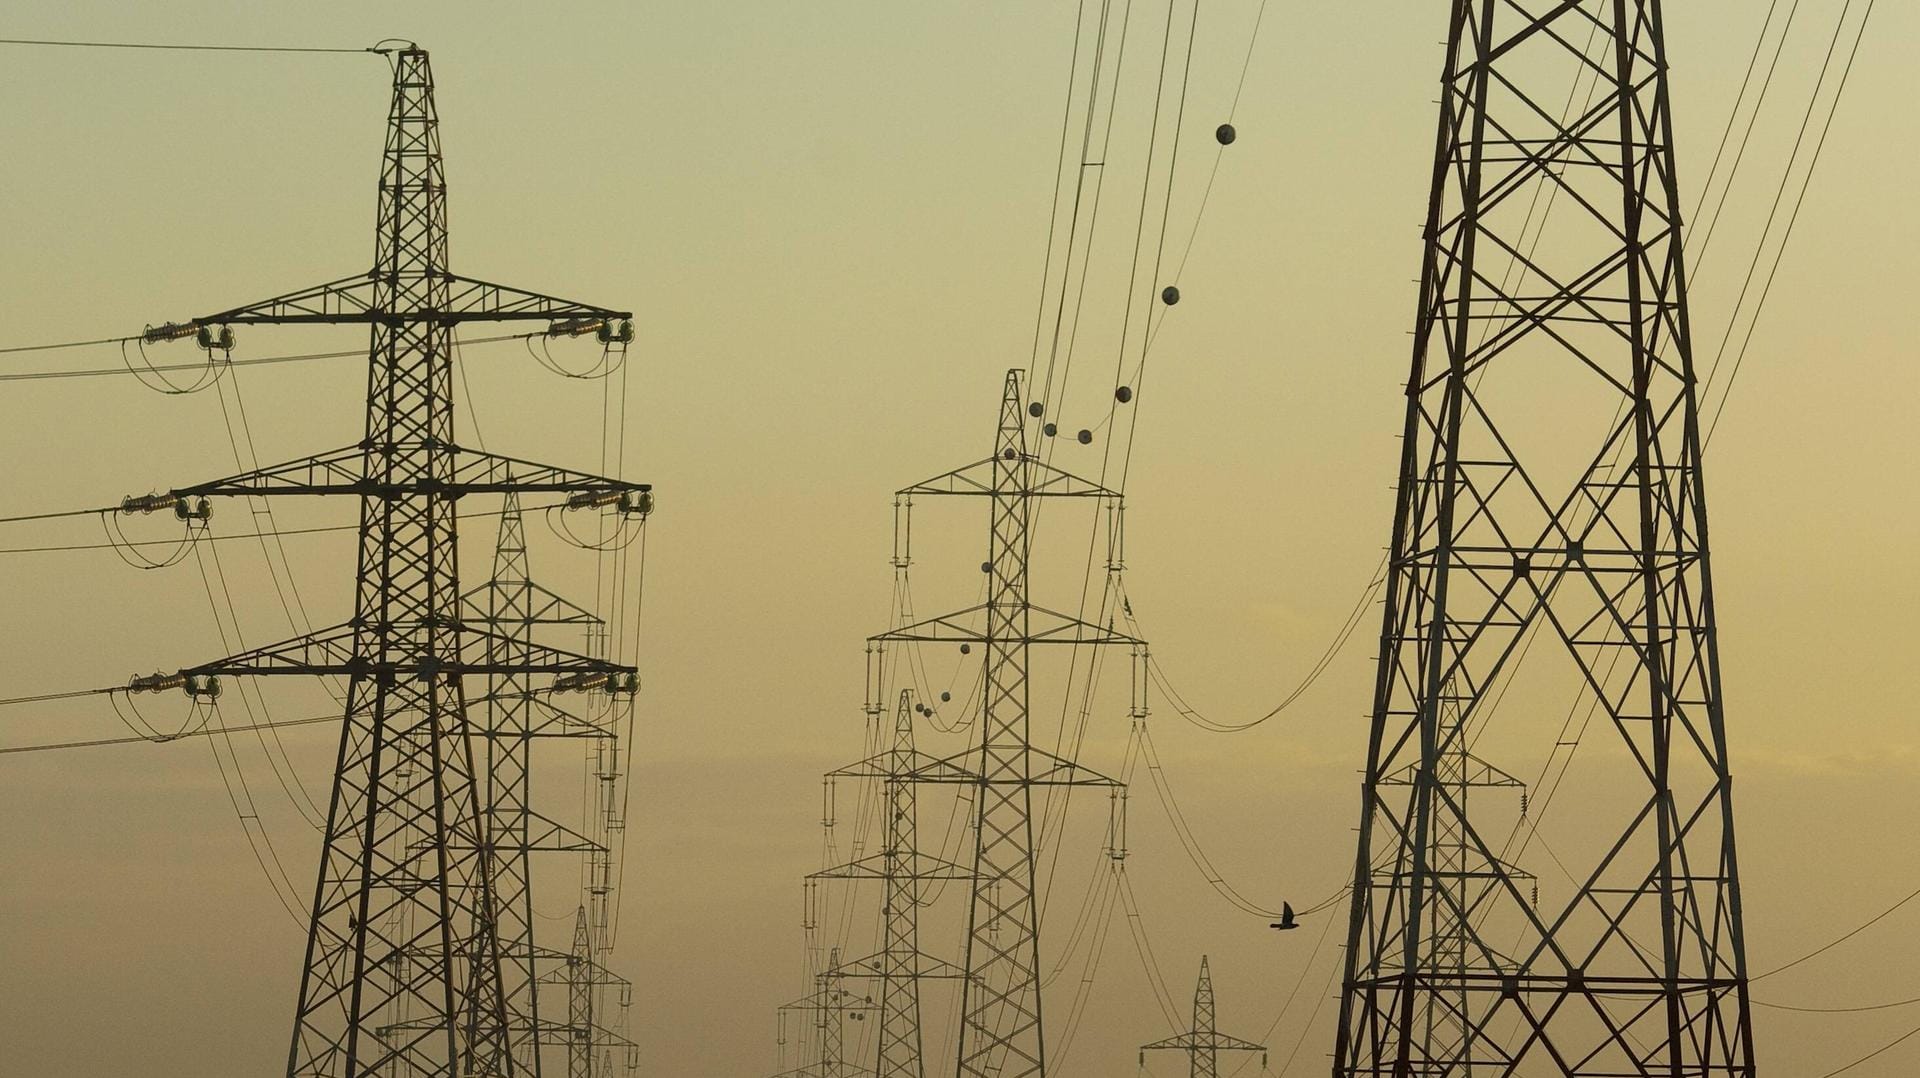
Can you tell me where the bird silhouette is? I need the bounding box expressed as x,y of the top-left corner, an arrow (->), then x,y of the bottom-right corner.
1270,902 -> 1298,931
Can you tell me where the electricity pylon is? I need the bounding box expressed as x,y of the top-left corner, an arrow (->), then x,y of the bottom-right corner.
776,948 -> 877,1078
1139,957 -> 1266,1078
819,689 -> 971,1078
878,370 -> 1135,1078
1333,3 -> 1756,1074
464,492 -> 642,1074
536,907 -> 638,1078
130,46 -> 647,1077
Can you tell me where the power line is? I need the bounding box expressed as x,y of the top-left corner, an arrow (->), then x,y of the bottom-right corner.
0,37 -> 374,55
1815,1021 -> 1920,1078
0,330 -> 532,381
0,713 -> 336,755
0,506 -> 110,526
1755,995 -> 1920,1014
0,500 -> 576,556
0,334 -> 131,355
0,687 -> 119,710
1753,881 -> 1920,982
1704,0 -> 1878,443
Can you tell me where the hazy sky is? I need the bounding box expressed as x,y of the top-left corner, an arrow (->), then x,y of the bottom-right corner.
0,2 -> 1915,1076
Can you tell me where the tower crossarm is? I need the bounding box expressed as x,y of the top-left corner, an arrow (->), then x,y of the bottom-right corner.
830,949 -> 968,981
831,745 -> 1117,789
439,807 -> 604,854
871,602 -> 1141,647
778,988 -> 878,1015
531,1017 -> 635,1052
164,443 -> 651,500
181,270 -> 631,327
165,622 -> 635,680
1378,754 -> 1525,788
809,852 -> 977,881
913,745 -> 1122,789
899,456 -> 1119,500
464,691 -> 618,738
827,747 -> 970,782
1141,1032 -> 1266,1053
460,578 -> 602,626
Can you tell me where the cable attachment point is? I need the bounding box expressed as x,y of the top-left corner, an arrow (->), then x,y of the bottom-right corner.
563,489 -> 653,518
119,492 -> 213,522
128,671 -> 184,694
195,324 -> 236,354
128,671 -> 221,699
552,670 -> 640,696
142,321 -> 200,344
547,317 -> 608,338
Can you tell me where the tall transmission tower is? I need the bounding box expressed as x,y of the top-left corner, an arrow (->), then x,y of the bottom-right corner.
465,492 -> 643,1076
819,688 -> 971,1078
1333,2 -> 1756,1074
1138,957 -> 1266,1078
877,370 -> 1134,1078
131,45 -> 648,1077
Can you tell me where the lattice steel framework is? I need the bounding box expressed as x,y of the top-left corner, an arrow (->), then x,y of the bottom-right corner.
533,906 -> 637,1078
462,493 -> 631,1076
819,689 -> 971,1078
776,949 -> 875,1078
1333,2 -> 1756,1075
876,370 -> 1133,1078
1139,956 -> 1266,1078
137,47 -> 646,1077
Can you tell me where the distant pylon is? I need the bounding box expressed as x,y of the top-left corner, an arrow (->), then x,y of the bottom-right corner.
567,909 -> 596,1078
536,906 -> 638,1078
133,45 -> 647,1076
463,491 -> 631,1074
1332,2 -> 1756,1074
775,948 -> 876,1078
817,689 -> 972,1078
1139,957 -> 1266,1078
877,370 -> 1135,1078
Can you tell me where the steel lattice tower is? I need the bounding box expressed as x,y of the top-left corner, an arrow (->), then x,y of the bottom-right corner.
1139,957 -> 1266,1078
818,689 -> 971,1078
135,46 -> 648,1077
776,948 -> 875,1078
877,370 -> 1133,1078
566,909 -> 597,1078
464,492 -> 635,1075
1333,2 -> 1756,1075
535,906 -> 638,1078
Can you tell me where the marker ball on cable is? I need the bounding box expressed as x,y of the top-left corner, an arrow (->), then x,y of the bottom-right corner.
981,561 -> 992,573
960,643 -> 971,654
1043,422 -> 1058,437
1115,385 -> 1133,404
1161,285 -> 1181,306
1002,447 -> 1017,460
1077,429 -> 1093,445
940,691 -> 951,702
1028,401 -> 1044,418
1215,122 -> 1237,146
